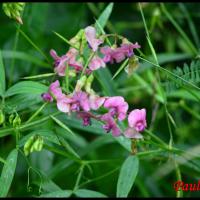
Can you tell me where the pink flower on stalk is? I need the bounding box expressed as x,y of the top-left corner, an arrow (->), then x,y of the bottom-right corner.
41,93 -> 53,102
101,113 -> 121,137
85,26 -> 103,52
120,42 -> 141,58
104,96 -> 128,121
89,94 -> 105,110
128,108 -> 147,132
124,127 -> 143,139
56,95 -> 72,113
100,46 -> 126,64
88,56 -> 106,71
50,48 -> 83,76
100,42 -> 140,64
49,80 -> 64,99
71,91 -> 90,112
77,111 -> 92,126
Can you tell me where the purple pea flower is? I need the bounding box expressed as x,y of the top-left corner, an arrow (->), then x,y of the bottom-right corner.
41,93 -> 53,102
88,55 -> 106,71
50,48 -> 83,76
120,42 -> 141,57
85,26 -> 103,52
128,108 -> 147,132
104,96 -> 128,121
89,94 -> 105,110
101,113 -> 121,137
77,111 -> 92,126
70,91 -> 90,112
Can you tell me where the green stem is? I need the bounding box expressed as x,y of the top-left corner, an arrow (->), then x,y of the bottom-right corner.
80,51 -> 95,77
26,102 -> 48,124
160,3 -> 198,55
73,165 -> 85,192
0,111 -> 60,138
9,24 -> 20,87
179,101 -> 200,120
136,55 -> 200,91
174,159 -> 183,198
78,166 -> 120,188
44,144 -> 81,163
144,129 -> 168,148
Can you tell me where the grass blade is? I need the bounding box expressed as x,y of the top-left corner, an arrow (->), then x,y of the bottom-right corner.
0,50 -> 6,97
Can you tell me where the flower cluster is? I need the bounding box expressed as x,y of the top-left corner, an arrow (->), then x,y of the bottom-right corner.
42,26 -> 147,139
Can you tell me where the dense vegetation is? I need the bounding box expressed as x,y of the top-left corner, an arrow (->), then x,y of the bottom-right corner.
0,3 -> 200,197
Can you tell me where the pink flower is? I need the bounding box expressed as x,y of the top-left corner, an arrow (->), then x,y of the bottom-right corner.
128,109 -> 147,132
56,95 -> 72,113
41,93 -> 53,102
124,127 -> 143,139
71,91 -> 90,112
100,46 -> 115,63
88,56 -> 106,71
104,96 -> 128,121
100,46 -> 126,64
120,42 -> 141,57
49,80 -> 64,99
89,94 -> 105,110
101,113 -> 121,137
100,42 -> 141,64
50,48 -> 83,76
85,26 -> 103,52
77,111 -> 92,126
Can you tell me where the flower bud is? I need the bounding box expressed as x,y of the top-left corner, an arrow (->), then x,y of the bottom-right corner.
13,114 -> 21,128
2,3 -> 25,24
75,75 -> 87,92
9,113 -> 15,124
24,135 -> 44,156
85,74 -> 94,94
24,135 -> 35,156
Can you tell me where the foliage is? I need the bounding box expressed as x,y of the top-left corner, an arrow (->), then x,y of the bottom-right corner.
0,2 -> 200,197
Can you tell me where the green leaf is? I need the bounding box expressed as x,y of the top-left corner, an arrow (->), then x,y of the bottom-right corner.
0,149 -> 18,197
74,189 -> 107,197
0,50 -> 6,97
2,50 -> 50,68
4,94 -> 43,113
40,190 -> 72,197
5,81 -> 48,97
95,3 -> 114,34
95,68 -> 117,96
117,155 -> 139,197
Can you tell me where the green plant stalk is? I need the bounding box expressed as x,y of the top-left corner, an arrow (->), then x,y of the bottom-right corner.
144,129 -> 168,148
78,166 -> 120,188
136,55 -> 200,91
160,3 -> 198,55
73,165 -> 85,192
0,111 -> 60,138
179,101 -> 200,121
9,24 -> 20,87
18,28 -> 50,63
174,159 -> 183,198
26,102 -> 48,124
43,144 -> 81,164
80,51 -> 95,77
